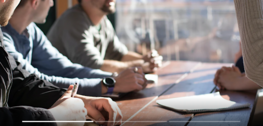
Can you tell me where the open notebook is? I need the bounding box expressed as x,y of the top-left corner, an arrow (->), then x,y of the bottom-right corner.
156,92 -> 250,113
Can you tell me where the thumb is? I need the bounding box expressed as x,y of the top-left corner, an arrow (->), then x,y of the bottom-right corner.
63,85 -> 74,97
68,85 -> 74,90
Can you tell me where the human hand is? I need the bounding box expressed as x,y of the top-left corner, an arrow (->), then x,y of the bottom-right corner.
214,67 -> 224,89
214,66 -> 243,90
114,67 -> 147,93
49,85 -> 87,126
77,96 -> 122,126
142,50 -> 163,73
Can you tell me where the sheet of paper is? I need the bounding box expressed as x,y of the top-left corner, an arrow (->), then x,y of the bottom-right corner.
145,74 -> 158,84
157,92 -> 250,113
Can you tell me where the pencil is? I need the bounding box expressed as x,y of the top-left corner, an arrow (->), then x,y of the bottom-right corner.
71,83 -> 79,97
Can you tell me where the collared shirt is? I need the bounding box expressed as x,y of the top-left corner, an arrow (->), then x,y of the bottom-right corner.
2,23 -> 112,96
47,4 -> 128,69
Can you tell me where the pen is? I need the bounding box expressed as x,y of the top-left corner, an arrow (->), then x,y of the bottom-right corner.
71,83 -> 79,98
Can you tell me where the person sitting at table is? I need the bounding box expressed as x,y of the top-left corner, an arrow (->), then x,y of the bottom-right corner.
47,0 -> 163,74
0,0 -> 122,126
214,42 -> 261,90
2,0 -> 147,97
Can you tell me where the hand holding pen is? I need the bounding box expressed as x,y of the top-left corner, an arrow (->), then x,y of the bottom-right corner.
49,84 -> 87,125
51,83 -> 81,107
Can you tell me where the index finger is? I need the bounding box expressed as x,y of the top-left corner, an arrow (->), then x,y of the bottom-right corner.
214,69 -> 222,84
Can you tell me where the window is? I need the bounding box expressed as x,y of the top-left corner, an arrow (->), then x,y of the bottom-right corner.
115,0 -> 239,63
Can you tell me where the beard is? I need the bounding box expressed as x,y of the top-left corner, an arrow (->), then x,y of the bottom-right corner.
101,4 -> 115,14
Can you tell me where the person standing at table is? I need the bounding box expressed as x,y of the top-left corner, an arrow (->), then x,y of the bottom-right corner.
234,0 -> 263,87
2,0 -> 147,97
216,0 -> 263,89
47,0 -> 163,74
0,0 -> 122,126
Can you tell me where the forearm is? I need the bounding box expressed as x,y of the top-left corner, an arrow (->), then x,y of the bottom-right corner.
101,60 -> 144,73
234,0 -> 263,86
50,77 -> 104,96
121,51 -> 143,61
236,76 -> 261,90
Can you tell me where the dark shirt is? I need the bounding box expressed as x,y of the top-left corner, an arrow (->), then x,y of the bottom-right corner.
235,56 -> 244,73
0,28 -> 65,126
47,5 -> 128,69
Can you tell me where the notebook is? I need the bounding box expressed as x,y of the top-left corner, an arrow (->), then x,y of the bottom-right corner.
156,92 -> 250,113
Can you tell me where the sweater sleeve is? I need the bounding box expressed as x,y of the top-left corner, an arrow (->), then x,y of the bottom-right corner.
234,0 -> 263,87
0,106 -> 56,126
2,24 -> 112,96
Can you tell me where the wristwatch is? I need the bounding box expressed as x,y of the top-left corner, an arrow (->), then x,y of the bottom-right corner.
102,77 -> 116,94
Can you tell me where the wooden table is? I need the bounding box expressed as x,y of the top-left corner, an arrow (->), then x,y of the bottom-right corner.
88,61 -> 257,126
117,62 -> 200,125
115,61 -> 257,126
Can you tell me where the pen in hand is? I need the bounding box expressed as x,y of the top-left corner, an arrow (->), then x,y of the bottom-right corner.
71,83 -> 79,98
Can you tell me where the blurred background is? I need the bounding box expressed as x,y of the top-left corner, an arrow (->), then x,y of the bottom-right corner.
42,0 -> 240,63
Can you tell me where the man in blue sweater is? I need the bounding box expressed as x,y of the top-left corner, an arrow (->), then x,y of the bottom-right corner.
2,0 -> 147,96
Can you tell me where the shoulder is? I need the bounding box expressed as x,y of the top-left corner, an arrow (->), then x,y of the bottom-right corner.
1,24 -> 17,44
59,5 -> 90,25
51,5 -> 92,34
27,23 -> 42,33
102,17 -> 116,40
27,23 -> 45,38
2,24 -> 17,36
2,32 -> 14,44
104,17 -> 115,31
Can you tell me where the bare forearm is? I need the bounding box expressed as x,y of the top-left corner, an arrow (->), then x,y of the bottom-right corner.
100,60 -> 143,73
237,76 -> 261,90
121,52 -> 143,61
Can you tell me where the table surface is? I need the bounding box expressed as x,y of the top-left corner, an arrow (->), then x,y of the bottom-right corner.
88,61 -> 257,126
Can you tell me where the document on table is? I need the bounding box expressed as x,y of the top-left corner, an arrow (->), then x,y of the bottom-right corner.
145,74 -> 158,84
156,92 -> 250,113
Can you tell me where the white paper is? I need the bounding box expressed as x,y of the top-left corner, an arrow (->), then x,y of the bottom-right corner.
145,74 -> 158,84
156,92 -> 250,113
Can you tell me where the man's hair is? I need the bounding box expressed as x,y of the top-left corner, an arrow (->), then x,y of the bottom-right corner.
78,0 -> 82,3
